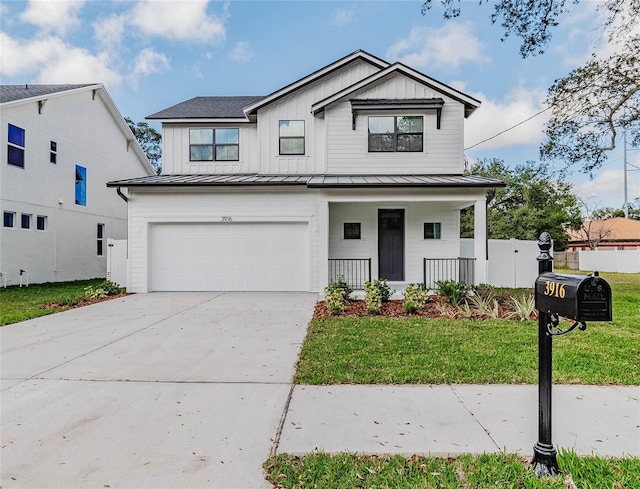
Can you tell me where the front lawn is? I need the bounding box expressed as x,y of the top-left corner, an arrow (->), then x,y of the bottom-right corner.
295,271 -> 640,385
264,451 -> 640,489
0,279 -> 108,326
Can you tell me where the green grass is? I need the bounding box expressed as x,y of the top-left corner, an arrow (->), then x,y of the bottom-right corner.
0,279 -> 104,326
264,451 -> 640,488
295,271 -> 640,385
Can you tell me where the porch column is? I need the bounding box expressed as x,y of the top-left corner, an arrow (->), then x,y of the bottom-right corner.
318,199 -> 329,293
474,198 -> 488,284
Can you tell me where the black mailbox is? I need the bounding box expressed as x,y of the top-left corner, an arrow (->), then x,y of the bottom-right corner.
535,272 -> 612,322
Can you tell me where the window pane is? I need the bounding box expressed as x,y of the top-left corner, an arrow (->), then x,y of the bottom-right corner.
50,141 -> 57,151
97,240 -> 103,256
4,212 -> 14,228
97,223 -> 104,238
8,145 -> 25,167
75,165 -> 86,206
368,117 -> 394,134
344,222 -> 361,239
215,145 -> 239,161
397,116 -> 423,133
279,120 -> 304,137
190,129 -> 213,144
37,216 -> 46,230
50,152 -> 57,164
215,128 -> 238,144
21,214 -> 31,229
190,145 -> 213,161
397,134 -> 423,152
369,134 -> 394,152
424,222 -> 441,239
280,138 -> 304,155
8,124 -> 25,147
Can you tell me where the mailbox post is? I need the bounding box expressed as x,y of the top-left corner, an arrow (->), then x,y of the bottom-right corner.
532,232 -> 612,477
532,232 -> 559,476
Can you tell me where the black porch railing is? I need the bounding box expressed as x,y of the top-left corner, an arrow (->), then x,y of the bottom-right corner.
423,258 -> 476,289
328,258 -> 372,290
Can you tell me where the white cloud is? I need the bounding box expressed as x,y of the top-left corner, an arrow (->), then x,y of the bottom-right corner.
130,0 -> 226,43
0,33 -> 121,86
132,48 -> 170,77
93,14 -> 126,52
228,41 -> 254,63
572,168 -> 640,209
19,0 -> 85,36
464,87 -> 549,150
331,8 -> 354,27
386,22 -> 490,72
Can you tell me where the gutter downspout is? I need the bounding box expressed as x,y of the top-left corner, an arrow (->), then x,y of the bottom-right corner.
116,187 -> 128,203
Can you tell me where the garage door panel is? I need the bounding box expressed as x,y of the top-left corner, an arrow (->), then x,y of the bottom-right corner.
150,222 -> 308,291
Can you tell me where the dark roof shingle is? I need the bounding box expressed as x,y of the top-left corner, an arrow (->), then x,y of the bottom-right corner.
146,96 -> 264,120
0,84 -> 97,103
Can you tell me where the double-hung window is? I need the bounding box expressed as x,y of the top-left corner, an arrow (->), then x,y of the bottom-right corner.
97,223 -> 104,256
8,123 -> 26,167
279,120 -> 305,155
190,128 -> 239,161
50,141 -> 57,164
368,116 -> 423,152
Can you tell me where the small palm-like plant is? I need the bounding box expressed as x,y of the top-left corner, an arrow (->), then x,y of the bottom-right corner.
506,293 -> 535,321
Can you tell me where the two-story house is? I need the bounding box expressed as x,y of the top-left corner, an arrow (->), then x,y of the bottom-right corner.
1,84 -> 155,286
108,50 -> 504,293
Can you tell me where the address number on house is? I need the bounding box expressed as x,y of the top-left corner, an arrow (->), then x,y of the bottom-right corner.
221,216 -> 233,222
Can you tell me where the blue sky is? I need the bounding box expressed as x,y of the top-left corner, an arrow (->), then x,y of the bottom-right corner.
1,0 -> 638,211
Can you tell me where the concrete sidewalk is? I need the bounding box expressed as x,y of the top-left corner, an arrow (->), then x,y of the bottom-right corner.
277,383 -> 640,458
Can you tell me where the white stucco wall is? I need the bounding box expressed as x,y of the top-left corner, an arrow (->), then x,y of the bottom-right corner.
0,87 -> 153,285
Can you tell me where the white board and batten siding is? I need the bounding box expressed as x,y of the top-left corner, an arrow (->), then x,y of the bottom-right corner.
127,188 -> 319,292
325,76 -> 465,175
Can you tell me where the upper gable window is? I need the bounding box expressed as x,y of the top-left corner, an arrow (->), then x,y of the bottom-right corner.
8,123 -> 26,167
189,128 -> 239,161
50,141 -> 57,164
75,165 -> 87,206
279,120 -> 305,155
368,116 -> 423,152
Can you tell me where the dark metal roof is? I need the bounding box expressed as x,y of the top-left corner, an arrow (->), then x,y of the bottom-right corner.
146,96 -> 264,120
0,84 -> 97,103
108,173 -> 505,188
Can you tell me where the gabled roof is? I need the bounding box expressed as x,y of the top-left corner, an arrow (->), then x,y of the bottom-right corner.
311,63 -> 481,118
1,83 -> 155,175
146,96 -> 263,121
242,49 -> 389,116
0,84 -> 97,104
107,173 -> 505,189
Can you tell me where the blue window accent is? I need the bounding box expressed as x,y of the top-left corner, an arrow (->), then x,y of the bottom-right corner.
75,165 -> 87,206
7,123 -> 25,167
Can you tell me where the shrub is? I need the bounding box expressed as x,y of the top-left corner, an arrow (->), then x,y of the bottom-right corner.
364,281 -> 382,314
83,280 -> 124,301
506,293 -> 536,321
435,280 -> 472,305
402,283 -> 428,314
324,277 -> 352,315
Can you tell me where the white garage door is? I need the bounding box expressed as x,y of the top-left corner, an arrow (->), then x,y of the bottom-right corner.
149,222 -> 309,291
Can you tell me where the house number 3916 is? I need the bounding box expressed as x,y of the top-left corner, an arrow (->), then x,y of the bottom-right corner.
221,216 -> 233,222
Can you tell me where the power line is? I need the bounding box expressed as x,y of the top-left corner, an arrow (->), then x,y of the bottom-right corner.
464,107 -> 551,150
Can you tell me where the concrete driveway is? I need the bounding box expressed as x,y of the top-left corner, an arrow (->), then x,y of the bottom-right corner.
1,292 -> 317,489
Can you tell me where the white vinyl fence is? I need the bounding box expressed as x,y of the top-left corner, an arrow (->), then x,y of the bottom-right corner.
106,238 -> 127,287
579,249 -> 640,273
461,238 -> 541,288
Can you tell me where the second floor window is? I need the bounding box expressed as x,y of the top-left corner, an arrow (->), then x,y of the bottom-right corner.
75,165 -> 86,206
279,120 -> 305,155
190,128 -> 239,161
8,123 -> 25,167
368,116 -> 423,153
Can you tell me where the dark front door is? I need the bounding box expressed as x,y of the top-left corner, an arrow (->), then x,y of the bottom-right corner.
378,209 -> 404,281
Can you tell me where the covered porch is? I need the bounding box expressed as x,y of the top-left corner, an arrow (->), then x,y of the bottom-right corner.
316,183 -> 497,292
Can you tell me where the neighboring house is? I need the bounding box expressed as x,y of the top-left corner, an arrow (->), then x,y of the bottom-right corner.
1,84 -> 155,286
566,217 -> 640,251
108,50 -> 504,293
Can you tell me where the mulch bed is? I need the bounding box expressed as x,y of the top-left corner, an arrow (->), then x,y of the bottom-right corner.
42,292 -> 130,310
314,294 -> 525,320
